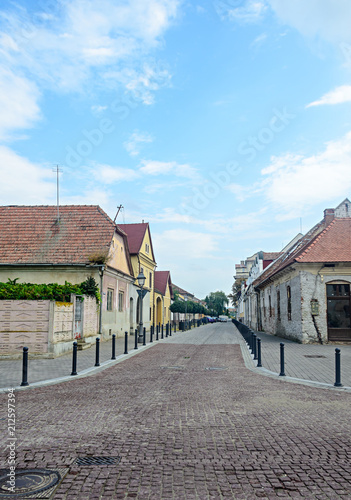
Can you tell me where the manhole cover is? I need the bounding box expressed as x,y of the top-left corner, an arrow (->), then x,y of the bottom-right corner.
160,366 -> 184,370
205,367 -> 228,371
74,456 -> 121,466
0,469 -> 62,498
304,355 -> 327,358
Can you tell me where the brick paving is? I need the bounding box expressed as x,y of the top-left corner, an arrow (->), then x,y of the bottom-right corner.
1,323 -> 351,499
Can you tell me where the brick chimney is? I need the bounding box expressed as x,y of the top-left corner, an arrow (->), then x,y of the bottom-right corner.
323,208 -> 335,226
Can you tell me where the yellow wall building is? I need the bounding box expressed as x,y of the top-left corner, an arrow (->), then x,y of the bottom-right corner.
154,271 -> 173,325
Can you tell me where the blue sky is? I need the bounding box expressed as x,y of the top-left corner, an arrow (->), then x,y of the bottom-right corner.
1,0 -> 351,299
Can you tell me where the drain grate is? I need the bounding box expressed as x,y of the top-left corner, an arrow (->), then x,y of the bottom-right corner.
304,355 -> 327,358
205,367 -> 228,371
74,456 -> 121,466
160,366 -> 184,370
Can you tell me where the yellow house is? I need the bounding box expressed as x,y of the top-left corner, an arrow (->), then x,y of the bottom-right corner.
154,271 -> 173,326
118,223 -> 157,329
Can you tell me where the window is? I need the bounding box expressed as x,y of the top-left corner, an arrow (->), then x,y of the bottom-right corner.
277,289 -> 281,321
269,295 -> 272,317
287,286 -> 291,321
145,243 -> 150,254
107,289 -> 114,311
263,297 -> 266,318
149,272 -> 152,288
118,291 -> 124,312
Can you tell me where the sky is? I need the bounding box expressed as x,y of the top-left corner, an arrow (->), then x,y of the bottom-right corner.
1,0 -> 351,300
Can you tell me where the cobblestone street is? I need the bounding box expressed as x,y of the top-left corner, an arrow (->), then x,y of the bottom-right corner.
1,323 -> 351,499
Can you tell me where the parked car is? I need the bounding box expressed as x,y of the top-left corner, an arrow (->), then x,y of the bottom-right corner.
218,315 -> 228,322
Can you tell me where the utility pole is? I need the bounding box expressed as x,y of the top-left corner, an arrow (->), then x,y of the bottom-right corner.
113,205 -> 124,223
52,165 -> 62,222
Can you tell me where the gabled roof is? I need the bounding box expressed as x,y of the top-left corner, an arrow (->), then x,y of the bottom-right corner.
254,217 -> 351,288
118,223 -> 156,262
154,271 -> 173,297
172,283 -> 194,299
0,205 -> 133,274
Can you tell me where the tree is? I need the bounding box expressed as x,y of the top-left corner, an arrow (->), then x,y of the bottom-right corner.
204,291 -> 228,316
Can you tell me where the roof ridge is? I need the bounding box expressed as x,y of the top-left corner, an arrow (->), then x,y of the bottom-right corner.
296,219 -> 336,260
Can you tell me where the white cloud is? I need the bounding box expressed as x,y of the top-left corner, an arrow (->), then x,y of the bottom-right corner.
93,164 -> 140,184
91,105 -> 108,116
0,0 -> 179,94
153,229 -> 218,260
0,68 -> 41,140
124,131 -> 153,156
139,160 -> 198,178
261,131 -> 351,217
306,85 -> 351,107
0,146 -> 54,204
268,0 -> 351,44
216,0 -> 267,23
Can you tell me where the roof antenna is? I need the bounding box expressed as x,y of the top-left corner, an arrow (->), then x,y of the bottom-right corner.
113,205 -> 124,223
52,165 -> 62,222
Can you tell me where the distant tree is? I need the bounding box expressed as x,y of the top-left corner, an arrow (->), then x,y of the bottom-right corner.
204,291 -> 229,316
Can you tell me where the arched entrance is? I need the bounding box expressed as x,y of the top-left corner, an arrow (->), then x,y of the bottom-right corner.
156,297 -> 162,325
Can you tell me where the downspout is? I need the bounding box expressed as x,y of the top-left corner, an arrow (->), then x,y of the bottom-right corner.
99,265 -> 105,336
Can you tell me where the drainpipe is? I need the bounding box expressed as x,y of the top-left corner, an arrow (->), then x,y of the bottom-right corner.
99,265 -> 105,335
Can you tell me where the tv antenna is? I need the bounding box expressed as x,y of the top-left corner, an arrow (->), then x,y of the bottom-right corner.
114,205 -> 124,223
52,165 -> 63,221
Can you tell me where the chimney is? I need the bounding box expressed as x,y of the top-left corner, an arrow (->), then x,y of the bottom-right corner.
324,208 -> 335,226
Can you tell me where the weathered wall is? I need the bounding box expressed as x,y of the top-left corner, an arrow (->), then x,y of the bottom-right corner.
0,296 -> 99,358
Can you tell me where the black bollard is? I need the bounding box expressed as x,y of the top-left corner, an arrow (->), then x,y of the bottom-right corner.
156,325 -> 159,341
166,323 -> 169,337
71,342 -> 78,376
161,324 -> 164,339
150,325 -> 153,343
334,348 -> 342,387
279,343 -> 285,376
111,334 -> 116,360
257,338 -> 262,367
20,346 -> 29,386
124,331 -> 128,354
253,334 -> 257,360
95,338 -> 100,367
143,327 -> 146,346
169,322 -> 172,337
134,329 -> 138,350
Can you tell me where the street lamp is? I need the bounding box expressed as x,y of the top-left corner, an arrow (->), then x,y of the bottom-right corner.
136,271 -> 146,343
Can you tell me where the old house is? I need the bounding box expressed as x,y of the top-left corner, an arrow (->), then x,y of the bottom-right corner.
118,223 -> 157,333
253,199 -> 351,343
154,271 -> 173,326
0,205 -> 135,355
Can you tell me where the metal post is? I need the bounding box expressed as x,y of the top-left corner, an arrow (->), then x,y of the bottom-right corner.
279,343 -> 285,376
334,348 -> 342,387
111,334 -> 116,360
95,338 -> 100,367
166,323 -> 169,337
156,325 -> 159,341
124,331 -> 128,354
150,325 -> 153,343
169,322 -> 172,337
71,342 -> 78,376
161,324 -> 164,339
253,334 -> 257,360
134,329 -> 138,350
174,323 -> 176,333
257,338 -> 262,367
138,291 -> 144,343
20,346 -> 29,386
143,327 -> 146,346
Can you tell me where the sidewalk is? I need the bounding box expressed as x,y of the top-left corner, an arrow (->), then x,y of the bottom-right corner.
237,326 -> 351,389
1,323 -> 351,391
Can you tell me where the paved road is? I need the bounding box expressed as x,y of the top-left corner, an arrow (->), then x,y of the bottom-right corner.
1,322 -> 351,499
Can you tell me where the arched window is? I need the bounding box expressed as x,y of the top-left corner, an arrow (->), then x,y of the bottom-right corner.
287,286 -> 291,321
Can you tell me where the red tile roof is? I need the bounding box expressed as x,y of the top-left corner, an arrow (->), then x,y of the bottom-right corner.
118,223 -> 156,262
262,252 -> 281,261
154,270 -> 172,297
296,219 -> 351,263
0,205 -> 127,266
254,217 -> 351,288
